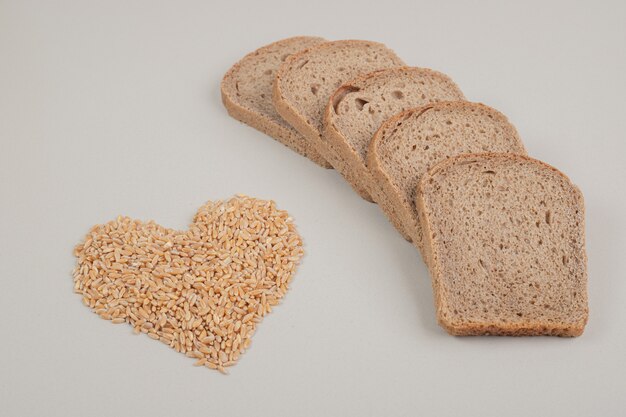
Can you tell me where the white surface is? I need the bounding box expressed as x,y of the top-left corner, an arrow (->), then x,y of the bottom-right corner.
1,1 -> 625,415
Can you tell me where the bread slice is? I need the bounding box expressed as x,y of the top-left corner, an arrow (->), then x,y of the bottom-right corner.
324,67 -> 465,202
367,102 -> 526,244
417,153 -> 588,336
221,36 -> 331,168
272,40 -> 405,181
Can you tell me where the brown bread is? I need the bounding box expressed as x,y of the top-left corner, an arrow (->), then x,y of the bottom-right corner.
273,40 -> 405,178
221,36 -> 330,168
324,67 -> 465,201
367,101 -> 525,245
417,153 -> 588,336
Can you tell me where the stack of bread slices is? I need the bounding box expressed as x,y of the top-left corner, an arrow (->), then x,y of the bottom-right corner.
221,36 -> 588,337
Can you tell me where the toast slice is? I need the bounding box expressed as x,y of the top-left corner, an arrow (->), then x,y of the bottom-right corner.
417,153 -> 588,336
273,40 -> 405,182
367,102 -> 526,244
324,67 -> 465,202
221,36 -> 331,168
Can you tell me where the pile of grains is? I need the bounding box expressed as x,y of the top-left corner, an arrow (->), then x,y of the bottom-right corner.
73,195 -> 304,373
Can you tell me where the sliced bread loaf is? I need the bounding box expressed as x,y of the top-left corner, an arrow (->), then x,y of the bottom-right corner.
273,40 -> 405,180
417,153 -> 588,336
221,36 -> 331,168
367,102 -> 526,245
324,67 -> 465,201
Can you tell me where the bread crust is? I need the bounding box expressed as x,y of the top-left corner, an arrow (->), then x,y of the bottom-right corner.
221,36 -> 331,168
417,153 -> 588,336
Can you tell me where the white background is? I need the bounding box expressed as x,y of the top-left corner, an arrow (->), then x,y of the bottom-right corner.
1,1 -> 625,416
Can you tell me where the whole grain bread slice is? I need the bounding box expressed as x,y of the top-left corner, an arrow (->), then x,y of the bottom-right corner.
417,153 -> 588,336
272,40 -> 405,182
324,67 -> 465,202
367,102 -> 526,244
221,36 -> 331,168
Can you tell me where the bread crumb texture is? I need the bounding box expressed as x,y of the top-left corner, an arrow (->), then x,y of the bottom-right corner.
418,154 -> 587,336
222,36 -> 325,128
221,36 -> 330,167
370,102 -> 525,247
277,40 -> 405,133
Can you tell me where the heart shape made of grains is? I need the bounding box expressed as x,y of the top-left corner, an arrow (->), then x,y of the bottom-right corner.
73,195 -> 304,373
